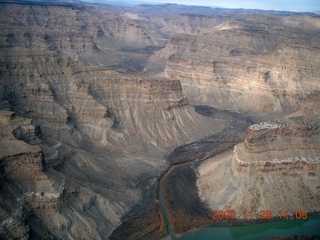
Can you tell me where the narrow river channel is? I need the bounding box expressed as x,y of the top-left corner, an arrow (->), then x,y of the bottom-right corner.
157,106 -> 320,239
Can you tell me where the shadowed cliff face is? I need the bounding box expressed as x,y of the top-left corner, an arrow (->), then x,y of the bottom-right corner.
0,3 -> 227,239
2,53 -> 221,151
0,2 -> 319,239
0,51 -> 224,239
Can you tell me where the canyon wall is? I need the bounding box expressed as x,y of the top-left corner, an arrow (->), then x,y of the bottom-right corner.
198,115 -> 320,217
163,14 -> 320,116
233,115 -> 320,174
2,53 -> 221,151
1,2 -> 320,238
0,2 -> 166,71
0,43 -> 223,240
0,3 -> 228,239
0,111 -> 62,239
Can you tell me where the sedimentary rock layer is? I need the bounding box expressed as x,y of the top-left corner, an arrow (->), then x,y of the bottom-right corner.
0,3 -> 229,239
1,2 -> 320,239
244,116 -> 320,152
0,111 -> 62,239
197,115 -> 320,217
0,2 -> 167,72
163,15 -> 320,115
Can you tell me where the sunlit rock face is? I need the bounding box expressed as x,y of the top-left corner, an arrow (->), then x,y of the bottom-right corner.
2,53 -> 220,151
244,116 -> 320,153
198,115 -> 320,217
164,14 -> 320,115
234,115 -> 320,174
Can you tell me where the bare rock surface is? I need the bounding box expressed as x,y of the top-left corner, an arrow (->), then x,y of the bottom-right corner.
198,115 -> 320,217
0,111 -> 43,179
0,2 -> 227,238
0,53 -> 223,240
0,111 -> 61,239
163,14 -> 320,117
0,1 -> 319,239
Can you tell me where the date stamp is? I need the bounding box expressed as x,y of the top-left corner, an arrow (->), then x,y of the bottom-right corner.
212,210 -> 308,220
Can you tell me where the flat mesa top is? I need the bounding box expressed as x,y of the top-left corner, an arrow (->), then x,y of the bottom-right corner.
249,116 -> 320,131
249,121 -> 283,130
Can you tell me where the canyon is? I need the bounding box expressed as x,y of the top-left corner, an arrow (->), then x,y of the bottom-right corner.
0,1 -> 319,239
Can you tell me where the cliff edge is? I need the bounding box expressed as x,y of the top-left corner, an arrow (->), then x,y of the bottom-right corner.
197,114 -> 320,217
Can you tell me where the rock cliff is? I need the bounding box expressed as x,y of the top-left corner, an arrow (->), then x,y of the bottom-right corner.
2,53 -> 221,150
0,111 -> 43,180
1,1 -> 320,239
197,114 -> 320,217
163,14 -> 320,116
1,49 -> 223,240
0,2 -> 228,238
0,111 -> 62,239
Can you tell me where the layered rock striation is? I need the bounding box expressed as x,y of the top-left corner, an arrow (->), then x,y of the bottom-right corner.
0,3 -> 229,239
163,14 -> 320,115
2,52 -> 220,151
198,115 -> 320,217
0,111 -> 63,239
244,117 -> 320,152
2,1 -> 320,238
233,115 -> 320,174
0,2 -> 167,72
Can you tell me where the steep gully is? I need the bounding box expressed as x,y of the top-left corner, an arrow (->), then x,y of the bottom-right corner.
157,106 -> 253,238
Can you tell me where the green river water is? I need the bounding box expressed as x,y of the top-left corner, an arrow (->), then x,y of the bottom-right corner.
158,171 -> 320,240
160,107 -> 320,239
180,215 -> 320,240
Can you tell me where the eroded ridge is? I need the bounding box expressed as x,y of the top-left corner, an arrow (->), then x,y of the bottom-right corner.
197,115 -> 320,218
233,115 -> 320,174
0,111 -> 64,239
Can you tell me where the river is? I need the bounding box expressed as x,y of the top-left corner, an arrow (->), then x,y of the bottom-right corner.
158,106 -> 320,239
180,215 -> 320,239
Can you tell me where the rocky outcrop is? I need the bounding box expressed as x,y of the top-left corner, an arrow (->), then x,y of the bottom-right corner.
12,124 -> 41,145
197,114 -> 320,216
244,117 -> 320,152
233,115 -> 320,175
0,111 -> 43,180
0,151 -> 44,180
0,110 -> 64,239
